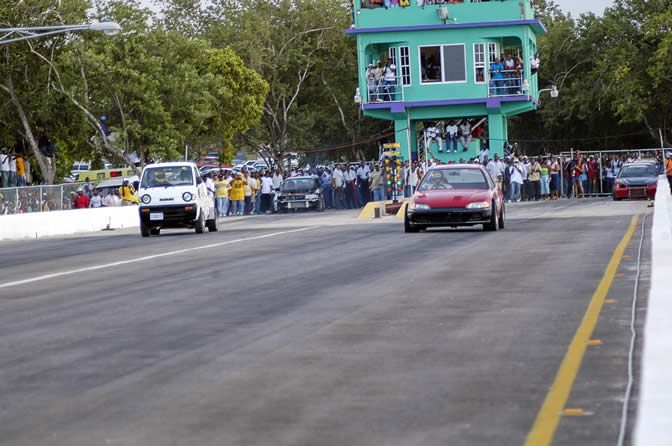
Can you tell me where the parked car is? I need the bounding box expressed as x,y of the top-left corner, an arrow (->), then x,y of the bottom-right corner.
613,162 -> 658,200
95,175 -> 140,199
405,164 -> 505,232
276,176 -> 325,212
137,162 -> 218,236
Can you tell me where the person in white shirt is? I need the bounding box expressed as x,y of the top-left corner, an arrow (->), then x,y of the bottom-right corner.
0,150 -> 9,188
445,120 -> 459,153
331,165 -> 345,209
486,156 -> 498,181
503,53 -> 516,94
521,156 -> 531,201
382,60 -> 397,102
459,121 -> 472,152
356,161 -> 371,205
205,173 -> 216,201
89,188 -> 103,208
272,170 -> 283,191
508,160 -> 524,202
424,123 -> 443,154
343,164 -> 358,208
478,145 -> 490,164
409,161 -> 419,194
260,172 -> 274,213
530,52 -> 540,75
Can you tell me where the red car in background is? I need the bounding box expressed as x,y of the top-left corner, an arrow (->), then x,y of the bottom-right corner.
405,164 -> 505,232
613,162 -> 658,200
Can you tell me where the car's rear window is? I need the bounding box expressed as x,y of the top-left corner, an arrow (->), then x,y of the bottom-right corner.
141,166 -> 194,188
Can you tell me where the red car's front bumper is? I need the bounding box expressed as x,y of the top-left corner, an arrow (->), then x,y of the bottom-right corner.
613,183 -> 656,199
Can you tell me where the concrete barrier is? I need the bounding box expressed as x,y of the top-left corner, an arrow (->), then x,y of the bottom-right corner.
634,176 -> 672,445
0,207 -> 140,241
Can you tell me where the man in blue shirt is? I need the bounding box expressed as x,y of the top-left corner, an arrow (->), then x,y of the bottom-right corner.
490,57 -> 504,96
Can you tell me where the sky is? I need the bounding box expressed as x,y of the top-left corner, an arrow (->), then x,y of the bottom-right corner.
556,0 -> 614,17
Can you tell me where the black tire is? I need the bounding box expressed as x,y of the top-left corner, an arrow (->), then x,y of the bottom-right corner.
613,195 -> 622,201
498,203 -> 505,229
150,228 -> 161,236
140,221 -> 151,237
484,202 -> 499,231
195,210 -> 206,233
206,210 -> 219,232
404,209 -> 419,233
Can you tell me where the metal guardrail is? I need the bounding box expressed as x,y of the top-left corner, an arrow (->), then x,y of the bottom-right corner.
487,69 -> 524,97
366,75 -> 404,103
0,183 -> 84,215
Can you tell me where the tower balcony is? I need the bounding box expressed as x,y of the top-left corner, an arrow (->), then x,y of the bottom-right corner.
353,0 -> 537,31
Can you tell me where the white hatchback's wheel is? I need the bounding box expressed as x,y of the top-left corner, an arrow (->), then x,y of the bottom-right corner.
195,210 -> 206,233
206,210 -> 219,232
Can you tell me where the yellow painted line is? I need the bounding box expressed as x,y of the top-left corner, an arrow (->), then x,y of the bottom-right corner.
562,409 -> 584,416
357,201 -> 382,219
605,299 -> 616,304
623,255 -> 632,259
396,201 -> 408,217
615,274 -> 625,278
587,340 -> 602,345
524,214 -> 640,446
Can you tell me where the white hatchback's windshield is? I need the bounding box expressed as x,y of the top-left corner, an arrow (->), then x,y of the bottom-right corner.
417,168 -> 489,191
141,166 -> 194,188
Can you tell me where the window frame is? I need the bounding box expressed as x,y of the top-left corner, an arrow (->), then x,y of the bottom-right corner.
418,44 -> 468,85
473,43 -> 486,85
399,46 -> 411,86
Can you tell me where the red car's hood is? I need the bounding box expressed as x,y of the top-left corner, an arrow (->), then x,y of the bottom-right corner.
413,189 -> 491,208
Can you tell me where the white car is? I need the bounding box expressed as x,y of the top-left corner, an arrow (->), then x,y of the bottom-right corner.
137,162 -> 218,237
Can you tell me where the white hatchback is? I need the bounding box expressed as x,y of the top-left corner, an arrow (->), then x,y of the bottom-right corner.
137,162 -> 218,237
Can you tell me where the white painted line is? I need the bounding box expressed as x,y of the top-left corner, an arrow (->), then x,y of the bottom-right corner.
0,227 -> 318,290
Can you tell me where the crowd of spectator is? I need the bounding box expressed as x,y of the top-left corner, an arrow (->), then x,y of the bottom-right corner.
1,148 -> 666,216
366,60 -> 398,103
362,0 -> 507,9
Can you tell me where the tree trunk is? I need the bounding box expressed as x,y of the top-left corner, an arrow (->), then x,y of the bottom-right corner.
8,86 -> 55,184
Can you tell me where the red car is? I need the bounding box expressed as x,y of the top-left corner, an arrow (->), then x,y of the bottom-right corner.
613,162 -> 658,200
405,164 -> 505,232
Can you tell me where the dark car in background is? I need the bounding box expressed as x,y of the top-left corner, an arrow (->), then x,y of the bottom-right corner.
613,163 -> 658,200
277,176 -> 325,212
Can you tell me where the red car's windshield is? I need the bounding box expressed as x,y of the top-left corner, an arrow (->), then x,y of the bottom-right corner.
417,168 -> 489,191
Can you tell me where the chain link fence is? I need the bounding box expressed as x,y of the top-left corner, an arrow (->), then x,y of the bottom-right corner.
0,183 -> 83,215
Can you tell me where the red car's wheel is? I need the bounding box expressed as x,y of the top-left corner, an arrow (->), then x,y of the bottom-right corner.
484,201 -> 499,231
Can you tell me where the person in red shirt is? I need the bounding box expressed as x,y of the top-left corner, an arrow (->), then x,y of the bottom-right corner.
74,189 -> 90,209
585,156 -> 597,194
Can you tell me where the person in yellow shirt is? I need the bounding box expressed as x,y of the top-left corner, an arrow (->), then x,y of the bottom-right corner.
242,169 -> 253,214
119,179 -> 136,206
229,173 -> 246,216
15,154 -> 26,186
215,174 -> 231,217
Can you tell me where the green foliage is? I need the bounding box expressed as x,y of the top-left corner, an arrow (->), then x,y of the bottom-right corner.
510,0 -> 672,154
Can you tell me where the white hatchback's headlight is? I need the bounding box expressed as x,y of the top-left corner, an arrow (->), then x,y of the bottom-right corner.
415,203 -> 431,210
141,194 -> 151,204
182,192 -> 193,202
466,201 -> 491,209
305,194 -> 319,200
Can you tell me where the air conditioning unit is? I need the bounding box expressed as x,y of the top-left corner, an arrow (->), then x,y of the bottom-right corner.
437,7 -> 449,21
